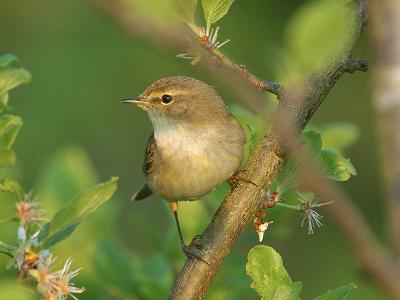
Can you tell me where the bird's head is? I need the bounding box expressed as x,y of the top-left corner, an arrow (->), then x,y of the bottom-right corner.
121,76 -> 229,125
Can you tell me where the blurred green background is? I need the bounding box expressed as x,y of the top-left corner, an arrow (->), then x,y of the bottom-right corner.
0,0 -> 384,299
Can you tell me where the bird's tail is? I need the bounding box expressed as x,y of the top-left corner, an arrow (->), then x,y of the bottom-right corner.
131,182 -> 153,201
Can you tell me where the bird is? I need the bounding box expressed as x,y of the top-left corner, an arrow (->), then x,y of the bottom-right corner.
122,76 -> 246,260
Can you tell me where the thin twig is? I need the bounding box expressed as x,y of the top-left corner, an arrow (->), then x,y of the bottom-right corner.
190,25 -> 282,96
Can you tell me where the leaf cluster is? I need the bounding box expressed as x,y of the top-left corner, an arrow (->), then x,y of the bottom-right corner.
247,245 -> 357,300
0,54 -> 118,299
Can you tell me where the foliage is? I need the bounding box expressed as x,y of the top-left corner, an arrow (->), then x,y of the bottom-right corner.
173,0 -> 198,23
313,283 -> 358,300
247,245 -> 356,300
201,0 -> 235,31
0,54 -> 118,299
0,54 -> 29,167
39,177 -> 118,248
282,0 -> 355,82
246,245 -> 302,300
320,150 -> 357,181
320,122 -> 360,154
308,129 -> 358,182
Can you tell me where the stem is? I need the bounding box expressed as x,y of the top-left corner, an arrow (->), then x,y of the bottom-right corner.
0,217 -> 18,225
0,240 -> 16,257
189,24 -> 282,96
275,202 -> 301,211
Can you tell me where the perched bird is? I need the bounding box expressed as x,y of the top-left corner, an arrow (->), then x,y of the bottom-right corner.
122,76 -> 246,260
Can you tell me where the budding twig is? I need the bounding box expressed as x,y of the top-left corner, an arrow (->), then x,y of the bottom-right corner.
186,25 -> 282,96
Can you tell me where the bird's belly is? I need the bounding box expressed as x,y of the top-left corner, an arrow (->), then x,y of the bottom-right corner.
148,147 -> 241,201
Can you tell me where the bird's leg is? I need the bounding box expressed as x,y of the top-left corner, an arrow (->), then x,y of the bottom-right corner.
169,201 -> 185,246
169,201 -> 208,264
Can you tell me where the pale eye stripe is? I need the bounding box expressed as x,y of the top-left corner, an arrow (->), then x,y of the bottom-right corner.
152,89 -> 190,99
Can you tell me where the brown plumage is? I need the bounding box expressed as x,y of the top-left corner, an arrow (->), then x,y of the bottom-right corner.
129,76 -> 246,202
122,76 -> 246,260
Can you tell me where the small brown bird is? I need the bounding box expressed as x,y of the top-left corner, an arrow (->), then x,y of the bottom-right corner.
122,76 -> 246,259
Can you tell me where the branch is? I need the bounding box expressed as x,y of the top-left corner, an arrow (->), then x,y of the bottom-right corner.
193,31 -> 282,96
169,60 -> 369,300
369,0 -> 400,258
170,2 -> 372,299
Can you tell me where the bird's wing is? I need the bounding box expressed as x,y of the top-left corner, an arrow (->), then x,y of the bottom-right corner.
132,134 -> 156,201
143,133 -> 156,175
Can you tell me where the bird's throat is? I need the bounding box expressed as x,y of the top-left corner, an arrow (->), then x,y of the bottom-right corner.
149,114 -> 208,156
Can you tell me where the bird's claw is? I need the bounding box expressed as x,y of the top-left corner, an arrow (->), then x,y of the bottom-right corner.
181,235 -> 209,265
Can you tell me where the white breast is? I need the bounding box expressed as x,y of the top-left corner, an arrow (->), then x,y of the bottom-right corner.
147,113 -> 243,200
151,115 -> 209,156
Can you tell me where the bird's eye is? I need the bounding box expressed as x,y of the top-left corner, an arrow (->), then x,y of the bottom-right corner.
161,94 -> 173,105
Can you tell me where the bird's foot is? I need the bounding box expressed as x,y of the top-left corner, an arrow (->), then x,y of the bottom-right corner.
181,235 -> 209,265
228,171 -> 259,189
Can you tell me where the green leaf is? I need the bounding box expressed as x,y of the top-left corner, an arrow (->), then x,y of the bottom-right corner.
0,54 -> 30,110
201,0 -> 235,29
173,0 -> 197,23
39,177 -> 118,248
0,148 -> 16,167
313,283 -> 357,300
0,93 -> 9,111
0,115 -> 23,149
0,178 -> 24,198
0,115 -> 22,168
246,245 -> 302,300
283,0 -> 354,78
0,67 -> 31,96
303,130 -> 322,154
320,150 -> 357,181
321,122 -> 359,154
0,54 -> 18,68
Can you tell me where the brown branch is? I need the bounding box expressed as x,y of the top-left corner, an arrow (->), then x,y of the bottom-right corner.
170,2 -> 372,298
190,26 -> 282,96
202,45 -> 281,96
369,0 -> 400,258
169,60 -> 369,300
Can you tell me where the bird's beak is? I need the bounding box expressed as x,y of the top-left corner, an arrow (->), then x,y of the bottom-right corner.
120,97 -> 149,106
